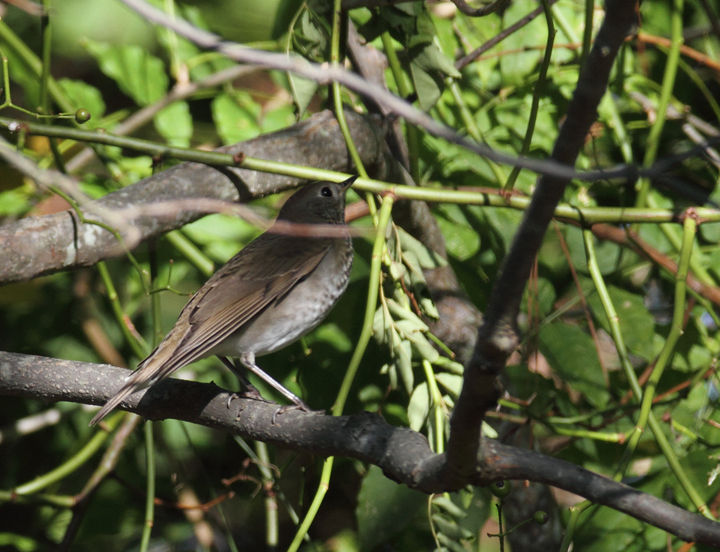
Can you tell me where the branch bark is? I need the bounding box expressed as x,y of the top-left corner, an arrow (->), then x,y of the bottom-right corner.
2,351 -> 719,547
440,0 -> 641,502
0,110 -> 391,285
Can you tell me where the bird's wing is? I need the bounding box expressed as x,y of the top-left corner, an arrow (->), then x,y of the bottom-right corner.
179,234 -> 332,357
89,234 -> 330,426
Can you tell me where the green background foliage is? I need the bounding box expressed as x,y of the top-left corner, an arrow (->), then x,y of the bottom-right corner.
2,0 -> 720,550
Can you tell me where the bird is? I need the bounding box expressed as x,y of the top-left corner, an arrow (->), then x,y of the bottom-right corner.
89,176 -> 357,426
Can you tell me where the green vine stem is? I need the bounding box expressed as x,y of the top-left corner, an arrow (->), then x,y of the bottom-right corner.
381,31 -> 420,184
504,0 -> 555,191
0,21 -> 73,113
330,0 -> 376,222
286,457 -> 334,552
579,0 -> 594,71
233,436 -> 304,532
599,93 -> 633,164
165,230 -> 216,277
96,261 -> 150,359
630,215 -> 696,447
334,194 -> 394,415
330,0 -> 365,181
287,194 -> 394,552
548,425 -> 625,443
137,232 -> 168,551
635,0 -> 684,209
559,504 -> 584,552
422,359 -> 445,453
254,441 -> 279,549
583,223 -> 714,520
447,80 -> 506,185
9,412 -> 123,495
646,193 -> 717,289
139,421 -> 156,552
6,118 -> 720,224
38,0 -> 67,173
7,120 -> 720,226
0,17 -> 116,175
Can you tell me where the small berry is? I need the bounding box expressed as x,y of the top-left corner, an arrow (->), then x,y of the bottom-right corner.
75,108 -> 91,124
490,481 -> 511,498
533,511 -> 549,525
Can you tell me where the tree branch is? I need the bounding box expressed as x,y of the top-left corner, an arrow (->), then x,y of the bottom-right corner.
449,0 -> 640,486
0,110 -> 390,285
115,0 -> 639,184
1,351 -> 719,546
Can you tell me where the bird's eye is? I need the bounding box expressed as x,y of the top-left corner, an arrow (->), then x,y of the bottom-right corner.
321,186 -> 333,197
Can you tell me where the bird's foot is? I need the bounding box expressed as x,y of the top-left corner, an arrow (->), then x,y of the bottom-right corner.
271,401 -> 325,424
226,384 -> 270,409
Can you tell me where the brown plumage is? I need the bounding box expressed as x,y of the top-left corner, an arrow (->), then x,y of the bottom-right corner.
90,177 -> 356,426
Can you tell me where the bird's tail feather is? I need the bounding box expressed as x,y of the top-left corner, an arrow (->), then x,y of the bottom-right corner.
88,356 -> 160,426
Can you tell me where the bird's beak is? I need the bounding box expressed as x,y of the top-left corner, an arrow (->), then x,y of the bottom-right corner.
340,175 -> 358,191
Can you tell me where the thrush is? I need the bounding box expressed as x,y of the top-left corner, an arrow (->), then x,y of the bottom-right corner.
89,176 -> 356,426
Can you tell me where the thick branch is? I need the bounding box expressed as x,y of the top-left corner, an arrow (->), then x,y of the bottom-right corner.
477,0 -> 639,365
0,110 -> 389,285
1,351 -> 719,546
447,0 -> 640,486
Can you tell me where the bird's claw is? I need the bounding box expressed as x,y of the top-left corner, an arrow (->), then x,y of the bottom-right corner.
226,385 -> 270,409
271,402 -> 325,424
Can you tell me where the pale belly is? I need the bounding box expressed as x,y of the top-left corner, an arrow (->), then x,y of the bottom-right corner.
208,239 -> 352,358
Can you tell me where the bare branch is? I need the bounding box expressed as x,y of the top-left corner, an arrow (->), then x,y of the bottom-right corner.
2,351 -> 719,547
117,0 -> 639,184
0,110 -> 390,285
66,64 -> 258,173
455,0 -> 562,69
450,0 -> 511,18
447,0 -> 640,484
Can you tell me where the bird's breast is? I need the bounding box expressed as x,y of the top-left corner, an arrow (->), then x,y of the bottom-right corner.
211,237 -> 354,358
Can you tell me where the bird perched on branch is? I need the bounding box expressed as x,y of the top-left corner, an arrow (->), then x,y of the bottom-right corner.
90,176 -> 357,426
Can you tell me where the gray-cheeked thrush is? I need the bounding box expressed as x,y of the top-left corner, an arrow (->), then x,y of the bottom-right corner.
90,176 -> 357,426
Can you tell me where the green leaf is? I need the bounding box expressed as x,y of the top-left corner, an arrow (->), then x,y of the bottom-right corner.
408,382 -> 430,431
357,465 -> 426,551
410,41 -> 460,80
409,42 -> 460,111
672,450 -> 720,507
499,0 -> 549,86
565,226 -> 621,275
0,189 -> 31,216
407,332 -> 439,363
436,205 -> 481,261
538,322 -> 609,407
523,276 -> 556,317
435,373 -> 462,397
288,73 -> 320,116
587,285 -> 655,361
58,78 -> 106,123
700,187 -> 720,242
212,92 -> 261,144
372,304 -> 394,346
0,533 -> 39,552
154,101 -> 193,147
387,298 -> 428,332
83,40 -> 168,106
398,228 -> 447,269
394,339 -> 414,394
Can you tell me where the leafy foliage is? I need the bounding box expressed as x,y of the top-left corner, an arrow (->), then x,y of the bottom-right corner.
1,0 -> 720,551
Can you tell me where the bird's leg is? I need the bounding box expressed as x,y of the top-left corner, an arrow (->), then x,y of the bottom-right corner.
239,352 -> 311,413
218,356 -> 265,406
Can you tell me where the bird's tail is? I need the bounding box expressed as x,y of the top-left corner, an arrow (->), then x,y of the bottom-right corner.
90,349 -> 168,427
89,321 -> 202,426
88,364 -> 156,426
